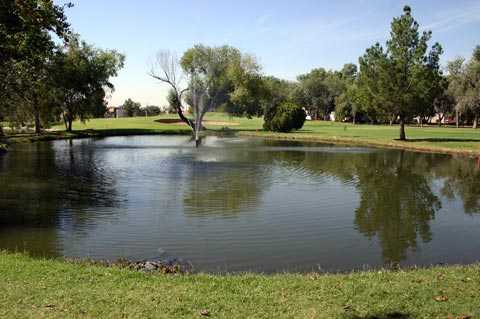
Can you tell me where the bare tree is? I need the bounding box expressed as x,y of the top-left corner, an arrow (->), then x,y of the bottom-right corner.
148,51 -> 194,129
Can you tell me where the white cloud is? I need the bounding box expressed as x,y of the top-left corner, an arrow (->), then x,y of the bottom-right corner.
422,2 -> 480,33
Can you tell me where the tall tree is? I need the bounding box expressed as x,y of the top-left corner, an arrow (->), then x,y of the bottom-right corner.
448,47 -> 480,128
52,36 -> 124,132
181,45 -> 236,146
358,6 -> 443,140
0,0 -> 72,133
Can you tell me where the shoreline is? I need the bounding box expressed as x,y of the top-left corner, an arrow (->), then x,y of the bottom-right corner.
1,252 -> 478,318
239,131 -> 480,157
2,126 -> 480,157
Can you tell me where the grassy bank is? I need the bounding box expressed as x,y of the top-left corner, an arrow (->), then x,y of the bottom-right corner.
0,253 -> 478,318
4,113 -> 480,155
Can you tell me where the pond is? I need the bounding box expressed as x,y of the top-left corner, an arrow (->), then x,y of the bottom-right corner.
1,135 -> 480,273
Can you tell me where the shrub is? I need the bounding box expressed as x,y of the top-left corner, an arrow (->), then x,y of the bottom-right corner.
264,102 -> 306,132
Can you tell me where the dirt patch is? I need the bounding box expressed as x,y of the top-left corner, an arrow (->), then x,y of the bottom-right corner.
155,119 -> 239,126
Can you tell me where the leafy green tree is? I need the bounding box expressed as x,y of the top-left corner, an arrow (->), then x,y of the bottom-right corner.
123,98 -> 142,117
335,84 -> 361,123
293,68 -> 344,120
0,0 -> 72,133
180,45 -> 238,146
143,105 -> 162,116
334,64 -> 362,123
358,6 -> 443,140
433,76 -> 455,126
226,73 -> 266,118
224,54 -> 266,118
52,36 -> 124,131
448,46 -> 480,128
292,64 -> 358,121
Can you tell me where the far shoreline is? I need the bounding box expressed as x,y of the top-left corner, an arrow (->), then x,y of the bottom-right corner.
3,124 -> 480,157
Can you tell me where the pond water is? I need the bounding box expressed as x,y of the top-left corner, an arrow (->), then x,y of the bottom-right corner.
1,135 -> 480,273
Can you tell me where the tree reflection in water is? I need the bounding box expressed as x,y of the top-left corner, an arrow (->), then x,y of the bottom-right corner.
0,140 -> 120,255
352,151 -> 441,264
259,142 -> 446,265
183,146 -> 272,217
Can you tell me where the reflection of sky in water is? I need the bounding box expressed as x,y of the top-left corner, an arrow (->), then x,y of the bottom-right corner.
1,135 -> 480,273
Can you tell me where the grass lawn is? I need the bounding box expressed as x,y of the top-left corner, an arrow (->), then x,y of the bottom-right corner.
3,112 -> 480,155
0,253 -> 479,318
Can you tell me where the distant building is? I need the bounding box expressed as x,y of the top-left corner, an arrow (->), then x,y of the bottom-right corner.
414,113 -> 457,125
329,112 -> 336,122
105,105 -> 127,118
429,113 -> 456,124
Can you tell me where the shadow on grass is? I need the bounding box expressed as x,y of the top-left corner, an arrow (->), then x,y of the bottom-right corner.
400,138 -> 480,143
210,127 -> 261,133
344,312 -> 411,319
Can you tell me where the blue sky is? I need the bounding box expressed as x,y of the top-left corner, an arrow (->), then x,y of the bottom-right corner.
63,0 -> 480,106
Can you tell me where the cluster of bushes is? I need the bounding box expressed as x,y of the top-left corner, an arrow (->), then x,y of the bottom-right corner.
122,99 -> 162,117
264,102 -> 306,132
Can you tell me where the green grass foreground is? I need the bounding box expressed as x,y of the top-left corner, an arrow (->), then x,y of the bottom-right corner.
3,112 -> 480,155
0,253 -> 479,318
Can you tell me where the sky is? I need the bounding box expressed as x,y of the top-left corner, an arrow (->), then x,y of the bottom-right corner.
62,0 -> 480,107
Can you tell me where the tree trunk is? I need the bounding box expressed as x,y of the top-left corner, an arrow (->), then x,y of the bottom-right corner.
456,110 -> 459,128
175,103 -> 194,130
438,115 -> 443,127
67,118 -> 73,132
64,112 -> 73,132
194,112 -> 205,148
473,114 -> 478,129
63,113 -> 68,130
34,107 -> 41,134
195,131 -> 201,147
352,115 -> 356,125
399,117 -> 406,141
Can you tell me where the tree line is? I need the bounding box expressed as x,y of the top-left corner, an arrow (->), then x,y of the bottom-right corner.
151,6 -> 479,141
2,3 -> 479,141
